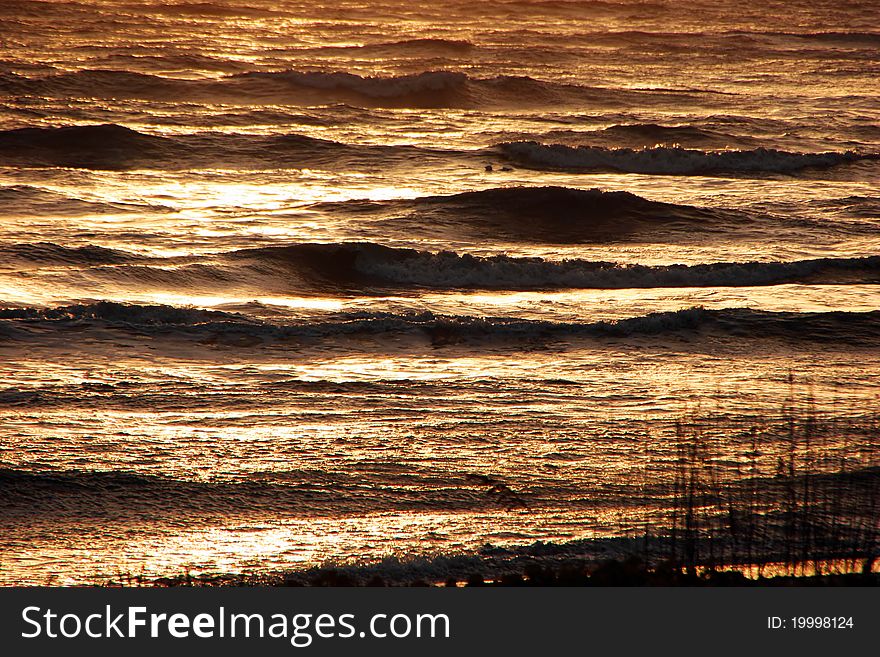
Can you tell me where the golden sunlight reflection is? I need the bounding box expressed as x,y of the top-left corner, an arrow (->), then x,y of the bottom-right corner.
1,0 -> 877,587
7,510 -> 634,586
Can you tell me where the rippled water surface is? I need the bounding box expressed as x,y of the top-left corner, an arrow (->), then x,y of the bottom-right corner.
0,0 -> 878,585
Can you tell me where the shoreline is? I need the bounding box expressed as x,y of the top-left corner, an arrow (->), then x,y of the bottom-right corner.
131,557 -> 880,588
95,534 -> 879,588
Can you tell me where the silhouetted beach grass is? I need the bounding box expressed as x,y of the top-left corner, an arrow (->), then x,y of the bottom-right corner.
656,384 -> 878,580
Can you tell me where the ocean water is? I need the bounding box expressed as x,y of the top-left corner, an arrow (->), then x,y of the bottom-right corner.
0,0 -> 878,585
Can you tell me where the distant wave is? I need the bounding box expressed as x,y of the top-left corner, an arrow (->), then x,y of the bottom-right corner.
305,38 -> 477,56
234,70 -> 472,102
0,68 -> 718,109
0,184 -> 168,214
591,123 -> 759,149
3,302 -> 880,348
501,0 -> 664,14
0,124 -> 175,169
0,123 -> 450,170
498,141 -> 876,175
745,30 -> 880,46
535,28 -> 880,50
131,2 -> 285,18
0,69 -> 189,100
484,120 -> 790,152
82,52 -> 254,75
254,70 -> 711,108
0,242 -> 142,265
312,186 -> 728,242
0,2 -> 284,19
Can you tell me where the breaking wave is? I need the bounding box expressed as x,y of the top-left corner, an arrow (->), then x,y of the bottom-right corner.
5,124 -> 866,176
228,243 -> 880,291
4,240 -> 878,292
2,302 -> 879,347
498,141 -> 877,175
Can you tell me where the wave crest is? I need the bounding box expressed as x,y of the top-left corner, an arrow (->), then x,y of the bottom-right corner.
2,68 -> 715,109
0,184 -> 170,214
312,186 -> 725,242
499,141 -> 876,175
233,243 -> 880,291
0,123 -> 438,170
3,303 -> 879,347
0,242 -> 141,265
6,240 -> 878,292
0,124 -> 174,169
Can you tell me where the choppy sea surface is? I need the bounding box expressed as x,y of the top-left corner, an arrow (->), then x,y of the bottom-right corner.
0,0 -> 878,585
